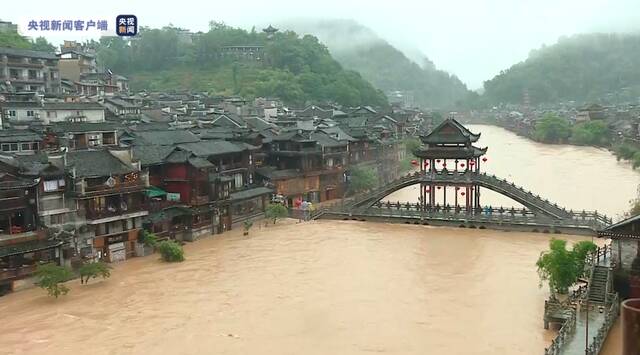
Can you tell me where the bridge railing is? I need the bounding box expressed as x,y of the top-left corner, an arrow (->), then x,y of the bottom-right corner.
354,203 -> 608,229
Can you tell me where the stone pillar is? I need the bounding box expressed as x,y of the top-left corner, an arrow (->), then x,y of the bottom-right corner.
622,298 -> 640,355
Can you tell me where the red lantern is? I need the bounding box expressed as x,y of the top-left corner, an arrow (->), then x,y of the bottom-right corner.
455,187 -> 460,190
425,188 -> 430,193
482,157 -> 488,162
460,163 -> 465,168
437,186 -> 442,190
436,159 -> 441,163
470,161 -> 475,166
461,192 -> 466,196
442,163 -> 447,167
424,161 -> 429,166
411,159 -> 418,165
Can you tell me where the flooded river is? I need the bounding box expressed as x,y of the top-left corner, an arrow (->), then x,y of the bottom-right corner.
0,125 -> 638,355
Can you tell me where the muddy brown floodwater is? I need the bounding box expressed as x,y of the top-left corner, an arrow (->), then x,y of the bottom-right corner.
0,221 -> 589,355
0,125 -> 636,354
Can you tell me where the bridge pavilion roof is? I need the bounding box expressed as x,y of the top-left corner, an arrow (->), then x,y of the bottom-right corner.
419,118 -> 480,145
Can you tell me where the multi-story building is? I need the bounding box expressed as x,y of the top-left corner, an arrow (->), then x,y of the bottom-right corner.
0,47 -> 61,94
0,158 -> 62,295
57,49 -> 97,82
65,149 -> 148,262
260,129 -> 348,204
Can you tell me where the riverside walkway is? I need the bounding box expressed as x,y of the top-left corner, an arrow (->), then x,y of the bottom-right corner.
544,247 -> 620,355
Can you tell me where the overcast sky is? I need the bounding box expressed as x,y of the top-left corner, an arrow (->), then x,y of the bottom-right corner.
5,0 -> 640,89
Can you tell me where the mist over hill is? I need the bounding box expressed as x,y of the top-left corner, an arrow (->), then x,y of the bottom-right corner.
481,32 -> 640,105
280,19 -> 472,109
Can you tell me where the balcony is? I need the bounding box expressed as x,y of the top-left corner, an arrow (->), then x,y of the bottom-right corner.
76,179 -> 146,197
85,203 -> 147,221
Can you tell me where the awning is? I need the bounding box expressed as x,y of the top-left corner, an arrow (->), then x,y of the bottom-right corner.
145,186 -> 167,198
0,239 -> 64,258
230,187 -> 273,202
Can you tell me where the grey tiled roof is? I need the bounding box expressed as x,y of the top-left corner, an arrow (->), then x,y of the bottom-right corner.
66,150 -> 135,178
133,145 -> 175,166
0,47 -> 57,60
132,130 -> 200,146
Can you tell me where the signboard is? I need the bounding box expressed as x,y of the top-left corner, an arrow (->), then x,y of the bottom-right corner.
166,193 -> 181,202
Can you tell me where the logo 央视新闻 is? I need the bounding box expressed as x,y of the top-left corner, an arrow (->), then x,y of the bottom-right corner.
116,15 -> 137,36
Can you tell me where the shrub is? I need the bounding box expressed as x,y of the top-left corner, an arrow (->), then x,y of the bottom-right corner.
243,220 -> 253,235
139,230 -> 159,248
158,240 -> 185,262
265,203 -> 288,225
79,261 -> 111,284
34,263 -> 73,298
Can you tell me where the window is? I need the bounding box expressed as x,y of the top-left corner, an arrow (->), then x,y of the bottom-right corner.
46,111 -> 57,118
8,110 -> 16,117
234,173 -> 243,189
1,144 -> 10,152
31,142 -> 39,150
27,110 -> 34,117
10,144 -> 18,151
44,180 -> 60,192
21,143 -> 31,151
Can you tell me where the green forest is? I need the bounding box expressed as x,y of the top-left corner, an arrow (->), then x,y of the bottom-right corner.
481,33 -> 640,105
96,23 -> 388,106
0,23 -> 388,107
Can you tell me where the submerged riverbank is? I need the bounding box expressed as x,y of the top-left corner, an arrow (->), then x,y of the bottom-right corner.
0,219 -> 593,355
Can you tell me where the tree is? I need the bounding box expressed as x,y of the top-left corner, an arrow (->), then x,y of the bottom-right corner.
158,240 -> 185,262
348,166 -> 378,194
536,238 -> 597,294
570,120 -> 610,146
532,113 -> 572,143
34,263 -> 73,298
79,261 -> 111,284
265,203 -> 288,225
31,37 -> 56,53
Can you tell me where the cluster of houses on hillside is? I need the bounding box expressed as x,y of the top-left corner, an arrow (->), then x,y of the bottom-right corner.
0,38 -> 430,295
477,102 -> 640,141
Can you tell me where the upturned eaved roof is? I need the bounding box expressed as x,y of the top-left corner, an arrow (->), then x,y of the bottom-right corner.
421,118 -> 481,144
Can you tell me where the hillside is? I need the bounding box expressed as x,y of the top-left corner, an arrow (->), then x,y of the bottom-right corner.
95,23 -> 387,107
482,33 -> 640,105
280,19 -> 472,109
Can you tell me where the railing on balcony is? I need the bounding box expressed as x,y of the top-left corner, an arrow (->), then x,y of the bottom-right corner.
78,179 -> 146,196
0,264 -> 37,281
85,203 -> 147,220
